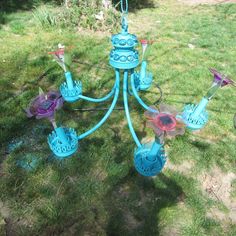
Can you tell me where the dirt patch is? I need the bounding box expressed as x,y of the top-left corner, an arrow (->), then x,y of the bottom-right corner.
124,211 -> 142,230
0,202 -> 10,219
199,166 -> 236,223
180,0 -> 236,5
207,207 -> 229,221
0,163 -> 5,177
118,184 -> 131,198
160,202 -> 193,236
165,159 -> 194,175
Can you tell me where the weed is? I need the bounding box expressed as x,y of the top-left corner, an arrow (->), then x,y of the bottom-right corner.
33,6 -> 57,28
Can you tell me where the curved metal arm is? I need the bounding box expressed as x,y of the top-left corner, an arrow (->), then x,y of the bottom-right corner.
130,74 -> 158,113
123,70 -> 142,148
78,80 -> 117,103
77,69 -> 120,140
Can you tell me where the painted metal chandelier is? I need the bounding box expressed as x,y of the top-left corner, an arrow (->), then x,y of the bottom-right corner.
26,0 -> 235,176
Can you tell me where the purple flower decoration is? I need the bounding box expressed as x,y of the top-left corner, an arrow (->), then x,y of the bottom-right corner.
210,68 -> 236,87
26,91 -> 63,120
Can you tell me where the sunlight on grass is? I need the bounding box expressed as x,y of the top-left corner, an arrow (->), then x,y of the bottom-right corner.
0,0 -> 236,235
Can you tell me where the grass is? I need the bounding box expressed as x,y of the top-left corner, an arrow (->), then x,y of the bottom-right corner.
0,0 -> 236,235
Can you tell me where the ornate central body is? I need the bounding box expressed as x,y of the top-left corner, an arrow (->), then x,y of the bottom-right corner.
109,17 -> 139,69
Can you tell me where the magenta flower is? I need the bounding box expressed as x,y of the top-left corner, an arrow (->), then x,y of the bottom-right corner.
144,104 -> 185,138
26,91 -> 63,120
205,69 -> 235,100
210,68 -> 236,87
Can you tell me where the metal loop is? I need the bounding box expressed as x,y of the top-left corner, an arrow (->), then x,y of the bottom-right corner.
121,0 -> 128,14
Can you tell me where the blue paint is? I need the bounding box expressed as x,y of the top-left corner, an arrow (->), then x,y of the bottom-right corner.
133,61 -> 153,91
123,70 -> 142,147
134,138 -> 166,177
78,80 -> 116,103
181,97 -> 209,131
30,0 -> 167,177
77,69 -> 120,140
48,127 -> 78,159
121,0 -> 128,14
60,72 -> 82,102
109,14 -> 139,69
65,71 -> 74,90
55,127 -> 69,145
7,140 -> 23,153
16,154 -> 40,171
140,61 -> 147,80
192,97 -> 209,118
131,74 -> 158,113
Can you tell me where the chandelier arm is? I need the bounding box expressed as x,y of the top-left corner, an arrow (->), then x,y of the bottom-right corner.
78,81 -> 117,103
77,69 -> 120,141
130,74 -> 159,113
123,70 -> 142,148
127,69 -> 134,96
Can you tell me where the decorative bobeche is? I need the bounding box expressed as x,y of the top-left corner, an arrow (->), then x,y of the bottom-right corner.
25,0 -> 235,175
60,72 -> 82,102
181,99 -> 209,130
48,127 -> 78,159
181,68 -> 235,130
134,138 -> 166,177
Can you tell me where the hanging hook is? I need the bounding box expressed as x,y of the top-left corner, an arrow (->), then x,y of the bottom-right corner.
121,0 -> 128,14
121,15 -> 128,33
121,0 -> 128,33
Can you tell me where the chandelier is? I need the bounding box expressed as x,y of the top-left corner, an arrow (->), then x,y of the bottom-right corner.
26,0 -> 235,176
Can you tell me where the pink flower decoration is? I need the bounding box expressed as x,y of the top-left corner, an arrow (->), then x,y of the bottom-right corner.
210,68 -> 236,87
48,47 -> 65,63
48,44 -> 67,72
145,104 -> 185,137
140,39 -> 155,45
26,91 -> 63,120
140,39 -> 148,45
140,39 -> 156,60
48,48 -> 64,56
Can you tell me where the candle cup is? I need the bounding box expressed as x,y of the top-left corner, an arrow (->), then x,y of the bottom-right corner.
134,139 -> 166,177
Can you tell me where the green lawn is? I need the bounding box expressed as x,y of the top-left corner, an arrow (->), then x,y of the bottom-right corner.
0,0 -> 236,235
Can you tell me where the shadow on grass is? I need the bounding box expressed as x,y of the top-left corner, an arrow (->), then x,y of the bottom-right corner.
112,0 -> 157,12
1,0 -> 157,15
1,38 -> 181,235
1,80 -> 183,234
0,0 -> 62,13
189,140 -> 211,151
0,49 -> 108,144
104,169 -> 183,236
